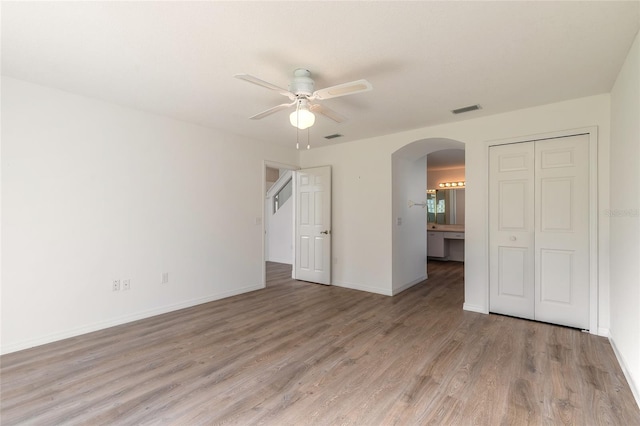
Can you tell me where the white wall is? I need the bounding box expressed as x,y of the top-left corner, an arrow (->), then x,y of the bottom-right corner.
391,154 -> 427,294
296,141 -> 393,295
1,77 -> 298,354
427,166 -> 465,190
267,197 -> 292,264
300,94 -> 611,330
609,31 -> 640,404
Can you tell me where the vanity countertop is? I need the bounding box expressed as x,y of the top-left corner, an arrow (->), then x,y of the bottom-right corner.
427,224 -> 465,232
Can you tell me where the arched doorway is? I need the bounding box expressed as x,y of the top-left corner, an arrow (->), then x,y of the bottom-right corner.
391,138 -> 465,294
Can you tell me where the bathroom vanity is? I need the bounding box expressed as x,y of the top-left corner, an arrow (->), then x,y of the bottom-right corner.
427,224 -> 465,261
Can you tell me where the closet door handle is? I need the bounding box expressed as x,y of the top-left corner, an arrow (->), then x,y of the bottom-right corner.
510,236 -> 517,241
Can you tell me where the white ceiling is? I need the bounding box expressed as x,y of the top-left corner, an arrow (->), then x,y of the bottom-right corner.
428,149 -> 465,170
2,1 -> 639,149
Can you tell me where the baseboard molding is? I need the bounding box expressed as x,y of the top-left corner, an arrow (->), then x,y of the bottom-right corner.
597,327 -> 610,337
392,275 -> 427,296
609,333 -> 640,409
463,303 -> 487,314
332,281 -> 392,296
1,284 -> 263,355
266,257 -> 293,265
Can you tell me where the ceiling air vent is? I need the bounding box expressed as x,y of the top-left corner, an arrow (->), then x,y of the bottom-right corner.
451,104 -> 482,115
324,133 -> 344,140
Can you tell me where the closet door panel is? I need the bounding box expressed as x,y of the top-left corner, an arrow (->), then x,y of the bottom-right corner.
534,135 -> 590,329
489,143 -> 535,319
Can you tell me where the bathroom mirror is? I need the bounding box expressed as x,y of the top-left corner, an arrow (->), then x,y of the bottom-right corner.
427,189 -> 465,225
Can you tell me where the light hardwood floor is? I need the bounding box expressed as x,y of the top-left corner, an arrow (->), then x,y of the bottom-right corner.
1,261 -> 639,425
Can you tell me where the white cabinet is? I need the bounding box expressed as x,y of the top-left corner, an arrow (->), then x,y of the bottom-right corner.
444,232 -> 464,240
445,233 -> 465,261
427,230 -> 465,260
427,231 -> 445,258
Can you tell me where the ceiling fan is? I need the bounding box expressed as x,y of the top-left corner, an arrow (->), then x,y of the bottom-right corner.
234,69 -> 373,129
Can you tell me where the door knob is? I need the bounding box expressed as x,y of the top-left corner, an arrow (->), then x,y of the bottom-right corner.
510,236 -> 517,241
321,230 -> 331,235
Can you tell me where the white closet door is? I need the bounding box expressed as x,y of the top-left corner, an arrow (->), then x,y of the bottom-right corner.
534,135 -> 590,329
489,142 -> 535,319
489,134 -> 591,330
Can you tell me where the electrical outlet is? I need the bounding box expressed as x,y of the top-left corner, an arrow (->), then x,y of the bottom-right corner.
161,272 -> 169,284
122,279 -> 130,291
112,279 -> 121,291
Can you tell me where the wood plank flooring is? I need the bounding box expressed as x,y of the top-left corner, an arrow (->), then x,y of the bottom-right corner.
2,261 -> 639,425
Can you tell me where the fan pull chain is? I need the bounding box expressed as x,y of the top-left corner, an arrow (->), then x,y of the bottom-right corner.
307,127 -> 310,150
295,100 -> 300,150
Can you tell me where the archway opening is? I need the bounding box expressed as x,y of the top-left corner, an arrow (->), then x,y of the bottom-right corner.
391,138 -> 466,295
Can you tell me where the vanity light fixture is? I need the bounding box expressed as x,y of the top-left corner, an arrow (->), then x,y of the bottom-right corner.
438,181 -> 465,189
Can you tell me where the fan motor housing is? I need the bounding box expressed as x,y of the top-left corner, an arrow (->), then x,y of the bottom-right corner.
289,68 -> 314,96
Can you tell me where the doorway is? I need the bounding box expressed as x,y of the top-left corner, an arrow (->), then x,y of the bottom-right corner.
263,161 -> 297,286
391,138 -> 466,295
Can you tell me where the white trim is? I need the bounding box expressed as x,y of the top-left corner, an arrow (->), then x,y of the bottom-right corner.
486,126 -> 594,147
392,275 -> 428,295
597,327 -> 610,337
587,129 -> 599,335
292,170 -> 298,280
609,333 -> 640,409
333,280 -> 393,296
1,284 -> 263,355
485,126 -> 599,332
463,303 -> 488,314
268,256 -> 293,265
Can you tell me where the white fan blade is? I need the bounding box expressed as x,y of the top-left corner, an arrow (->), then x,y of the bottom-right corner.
309,103 -> 347,123
311,79 -> 372,100
249,102 -> 296,120
235,74 -> 295,99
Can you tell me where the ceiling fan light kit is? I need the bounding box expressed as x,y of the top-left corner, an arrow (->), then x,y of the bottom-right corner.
289,99 -> 316,130
235,68 -> 373,138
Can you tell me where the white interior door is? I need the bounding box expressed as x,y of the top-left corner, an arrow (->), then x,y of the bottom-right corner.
294,166 -> 331,284
534,135 -> 590,328
489,142 -> 536,319
489,134 -> 591,329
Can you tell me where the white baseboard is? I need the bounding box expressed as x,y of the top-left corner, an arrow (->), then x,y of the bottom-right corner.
333,275 -> 428,297
1,284 -> 263,355
463,303 -> 488,314
609,333 -> 640,410
597,327 -> 610,337
332,280 -> 392,296
266,257 -> 293,265
392,275 -> 427,296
